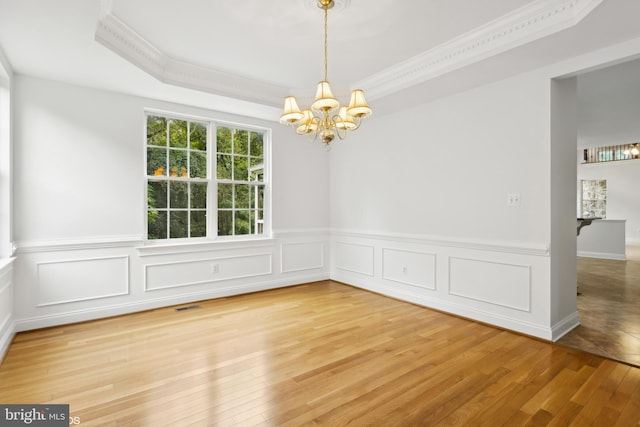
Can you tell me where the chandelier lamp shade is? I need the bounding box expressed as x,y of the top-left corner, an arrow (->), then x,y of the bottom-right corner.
279,0 -> 372,146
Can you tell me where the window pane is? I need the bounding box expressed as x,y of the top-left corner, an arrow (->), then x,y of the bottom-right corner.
169,211 -> 188,238
217,127 -> 232,153
249,158 -> 264,182
250,210 -> 264,235
191,182 -> 207,209
190,211 -> 206,238
218,210 -> 232,236
218,184 -> 233,209
255,185 -> 264,209
147,147 -> 167,176
169,119 -> 188,148
148,210 -> 167,239
235,210 -> 250,235
217,154 -> 232,179
190,151 -> 207,178
250,211 -> 257,234
148,181 -> 167,209
190,122 -> 207,151
234,155 -> 248,181
234,129 -> 248,155
147,116 -> 167,146
170,181 -> 188,208
169,149 -> 188,177
235,184 -> 249,209
250,132 -> 263,157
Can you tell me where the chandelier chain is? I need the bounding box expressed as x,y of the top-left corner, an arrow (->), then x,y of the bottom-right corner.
323,4 -> 328,81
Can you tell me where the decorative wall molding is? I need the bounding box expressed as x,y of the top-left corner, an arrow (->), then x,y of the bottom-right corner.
330,231 -> 560,340
382,248 -> 436,290
0,260 -> 14,362
144,253 -> 273,291
356,0 -> 604,100
334,242 -> 375,276
331,228 -> 549,256
137,238 -> 276,257
94,0 -> 602,107
95,5 -> 286,107
272,228 -> 330,239
281,242 -> 324,273
16,235 -> 143,253
36,256 -> 130,306
448,257 -> 532,312
0,259 -> 14,283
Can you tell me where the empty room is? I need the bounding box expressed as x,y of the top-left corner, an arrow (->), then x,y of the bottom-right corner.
1,0 -> 640,425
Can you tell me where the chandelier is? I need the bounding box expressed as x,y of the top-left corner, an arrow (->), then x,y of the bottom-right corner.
279,0 -> 372,146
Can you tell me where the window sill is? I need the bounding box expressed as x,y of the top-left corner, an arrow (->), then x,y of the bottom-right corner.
136,236 -> 275,257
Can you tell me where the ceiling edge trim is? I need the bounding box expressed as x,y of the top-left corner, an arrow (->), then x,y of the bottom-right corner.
355,0 -> 604,101
94,10 -> 286,107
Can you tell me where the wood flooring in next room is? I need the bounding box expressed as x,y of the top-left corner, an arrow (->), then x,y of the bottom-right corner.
1,281 -> 640,425
558,244 -> 640,367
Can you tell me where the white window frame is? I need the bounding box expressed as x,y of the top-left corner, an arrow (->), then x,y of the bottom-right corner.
144,109 -> 271,243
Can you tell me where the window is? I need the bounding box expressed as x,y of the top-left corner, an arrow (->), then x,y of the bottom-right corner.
582,143 -> 639,163
146,113 -> 268,241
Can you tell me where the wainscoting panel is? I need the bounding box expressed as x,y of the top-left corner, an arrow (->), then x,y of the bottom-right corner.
145,253 -> 273,291
448,257 -> 531,312
334,242 -> 375,276
382,248 -> 436,290
12,232 -> 331,332
36,256 -> 130,306
0,260 -> 15,362
281,242 -> 324,273
331,230 -> 559,340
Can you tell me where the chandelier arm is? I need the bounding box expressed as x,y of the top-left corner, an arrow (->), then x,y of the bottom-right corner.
330,113 -> 348,140
351,116 -> 363,130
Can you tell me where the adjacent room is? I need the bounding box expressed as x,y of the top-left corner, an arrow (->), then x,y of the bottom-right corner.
558,57 -> 640,366
1,0 -> 640,424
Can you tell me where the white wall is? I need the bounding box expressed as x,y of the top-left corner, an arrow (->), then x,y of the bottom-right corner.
329,37 -> 640,341
549,76 -> 578,331
11,75 -> 331,331
329,71 -> 550,243
0,45 -> 14,361
329,69 -> 556,339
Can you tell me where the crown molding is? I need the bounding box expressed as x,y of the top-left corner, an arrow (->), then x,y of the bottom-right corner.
95,0 -> 602,107
355,0 -> 604,100
95,3 -> 287,107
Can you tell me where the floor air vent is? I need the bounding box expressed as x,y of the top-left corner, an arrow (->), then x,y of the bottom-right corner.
175,305 -> 201,312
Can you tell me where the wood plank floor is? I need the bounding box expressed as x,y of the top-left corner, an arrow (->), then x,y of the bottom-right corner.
2,281 -> 640,426
558,244 -> 640,367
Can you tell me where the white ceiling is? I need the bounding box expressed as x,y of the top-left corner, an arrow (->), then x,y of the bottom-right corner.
1,0 -> 640,121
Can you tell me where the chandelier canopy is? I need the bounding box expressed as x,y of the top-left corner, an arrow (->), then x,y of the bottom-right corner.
279,0 -> 372,146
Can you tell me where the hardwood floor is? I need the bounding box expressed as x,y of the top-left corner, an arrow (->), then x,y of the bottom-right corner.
558,244 -> 640,367
2,281 -> 640,426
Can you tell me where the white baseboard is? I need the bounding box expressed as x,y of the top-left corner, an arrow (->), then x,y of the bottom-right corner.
551,311 -> 580,342
577,250 -> 626,261
333,272 -> 554,341
14,274 -> 329,332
